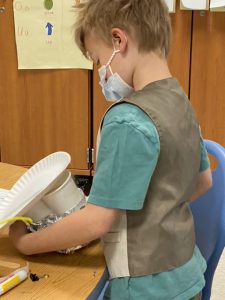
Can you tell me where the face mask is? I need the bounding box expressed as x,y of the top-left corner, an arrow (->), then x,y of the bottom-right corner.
98,47 -> 134,102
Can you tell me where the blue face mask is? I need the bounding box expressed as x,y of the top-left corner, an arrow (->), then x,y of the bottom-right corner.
98,48 -> 134,102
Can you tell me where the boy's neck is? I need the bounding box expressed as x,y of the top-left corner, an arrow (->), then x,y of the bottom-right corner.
133,51 -> 172,91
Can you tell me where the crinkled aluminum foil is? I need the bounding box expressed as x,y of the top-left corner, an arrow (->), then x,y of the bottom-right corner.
28,194 -> 88,254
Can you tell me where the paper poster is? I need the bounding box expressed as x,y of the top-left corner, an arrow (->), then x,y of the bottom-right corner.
13,0 -> 93,70
210,0 -> 225,11
164,0 -> 176,13
180,0 -> 209,10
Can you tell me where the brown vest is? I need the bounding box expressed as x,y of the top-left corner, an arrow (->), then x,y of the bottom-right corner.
100,78 -> 201,278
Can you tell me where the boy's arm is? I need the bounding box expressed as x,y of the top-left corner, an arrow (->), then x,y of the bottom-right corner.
189,135 -> 213,203
9,203 -> 119,255
189,167 -> 212,202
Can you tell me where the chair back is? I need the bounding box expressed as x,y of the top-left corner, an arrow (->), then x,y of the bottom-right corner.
190,140 -> 225,300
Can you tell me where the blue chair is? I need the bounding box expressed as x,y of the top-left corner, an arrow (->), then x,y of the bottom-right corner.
190,139 -> 225,300
86,268 -> 109,300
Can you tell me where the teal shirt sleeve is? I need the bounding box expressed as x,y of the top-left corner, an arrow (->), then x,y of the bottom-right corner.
88,103 -> 160,210
200,138 -> 210,172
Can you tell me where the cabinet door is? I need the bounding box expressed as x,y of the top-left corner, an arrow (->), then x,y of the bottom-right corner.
190,12 -> 225,146
92,8 -> 193,170
168,9 -> 192,95
0,1 -> 90,175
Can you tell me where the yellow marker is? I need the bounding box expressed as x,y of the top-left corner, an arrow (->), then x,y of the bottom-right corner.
0,217 -> 33,225
0,270 -> 28,295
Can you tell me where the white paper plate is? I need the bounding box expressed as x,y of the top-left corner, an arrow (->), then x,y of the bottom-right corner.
0,189 -> 9,209
0,189 -> 9,198
0,152 -> 71,228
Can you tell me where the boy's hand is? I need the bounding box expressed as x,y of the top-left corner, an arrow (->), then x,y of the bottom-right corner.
9,221 -> 29,253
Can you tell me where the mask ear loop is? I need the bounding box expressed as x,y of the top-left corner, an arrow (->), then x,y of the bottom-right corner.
106,34 -> 128,74
106,48 -> 120,75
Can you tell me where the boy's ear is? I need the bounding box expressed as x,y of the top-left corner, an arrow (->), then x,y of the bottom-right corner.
111,28 -> 127,53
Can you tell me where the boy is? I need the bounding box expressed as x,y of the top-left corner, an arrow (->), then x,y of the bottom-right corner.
9,1 -> 212,299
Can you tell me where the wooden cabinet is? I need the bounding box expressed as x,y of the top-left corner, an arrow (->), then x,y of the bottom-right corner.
190,11 -> 225,147
92,65 -> 111,168
0,1 -> 91,175
92,8 -> 193,170
168,9 -> 192,95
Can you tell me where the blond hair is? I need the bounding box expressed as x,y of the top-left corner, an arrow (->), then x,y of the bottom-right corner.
74,0 -> 171,58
